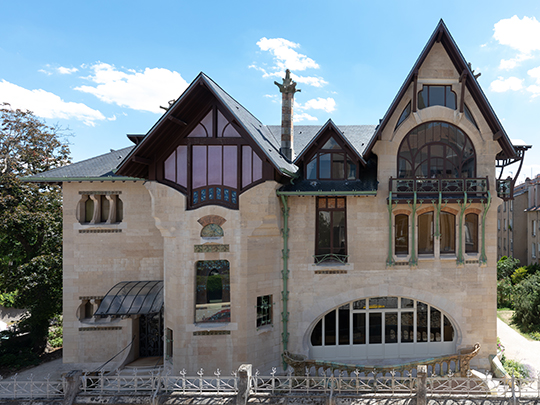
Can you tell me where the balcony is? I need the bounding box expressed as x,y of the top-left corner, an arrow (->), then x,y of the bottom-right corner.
389,177 -> 489,202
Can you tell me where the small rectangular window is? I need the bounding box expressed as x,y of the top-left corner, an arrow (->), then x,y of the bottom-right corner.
533,243 -> 537,259
256,295 -> 272,328
315,197 -> 347,263
534,220 -> 537,236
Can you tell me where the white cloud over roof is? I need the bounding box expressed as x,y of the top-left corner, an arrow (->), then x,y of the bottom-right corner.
75,63 -> 189,113
57,66 -> 78,74
296,97 -> 336,113
0,80 -> 106,126
494,16 -> 540,55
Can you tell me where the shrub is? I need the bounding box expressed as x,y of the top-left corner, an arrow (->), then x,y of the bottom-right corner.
48,315 -> 63,349
498,256 -> 520,280
497,278 -> 515,309
513,272 -> 540,333
501,355 -> 531,378
511,267 -> 529,285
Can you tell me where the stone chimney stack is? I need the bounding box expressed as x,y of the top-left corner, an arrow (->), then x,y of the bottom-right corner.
275,69 -> 300,162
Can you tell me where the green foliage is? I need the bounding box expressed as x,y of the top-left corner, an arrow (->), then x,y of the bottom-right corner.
501,355 -> 530,378
0,329 -> 40,370
528,331 -> 540,341
0,291 -> 16,307
511,267 -> 529,285
0,104 -> 70,354
497,278 -> 515,309
47,315 -> 63,349
513,272 -> 540,333
497,256 -> 520,280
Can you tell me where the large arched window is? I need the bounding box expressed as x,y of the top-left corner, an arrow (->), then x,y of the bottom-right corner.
309,297 -> 456,361
397,122 -> 475,179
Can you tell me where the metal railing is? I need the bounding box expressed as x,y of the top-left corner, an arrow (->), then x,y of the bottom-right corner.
389,177 -> 489,199
0,374 -> 64,399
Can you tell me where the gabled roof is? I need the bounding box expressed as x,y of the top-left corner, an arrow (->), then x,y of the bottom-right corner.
363,19 -> 516,159
21,146 -> 137,182
116,72 -> 297,178
267,124 -> 377,161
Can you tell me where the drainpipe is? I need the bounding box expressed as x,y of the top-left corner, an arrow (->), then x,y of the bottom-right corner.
279,194 -> 290,370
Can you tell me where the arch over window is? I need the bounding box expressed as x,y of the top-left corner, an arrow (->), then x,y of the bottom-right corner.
309,296 -> 456,361
397,122 -> 475,179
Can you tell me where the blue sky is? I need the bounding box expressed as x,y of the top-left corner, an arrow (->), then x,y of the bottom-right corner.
2,1 -> 540,183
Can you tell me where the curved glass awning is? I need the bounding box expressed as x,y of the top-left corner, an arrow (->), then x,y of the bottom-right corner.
95,280 -> 163,317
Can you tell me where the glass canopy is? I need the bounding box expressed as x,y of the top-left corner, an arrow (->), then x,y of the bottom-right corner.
95,280 -> 163,317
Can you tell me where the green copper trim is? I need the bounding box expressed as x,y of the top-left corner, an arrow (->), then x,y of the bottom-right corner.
276,190 -> 377,196
280,168 -> 300,184
21,176 -> 142,182
456,193 -> 471,265
278,194 -> 290,370
480,191 -> 492,265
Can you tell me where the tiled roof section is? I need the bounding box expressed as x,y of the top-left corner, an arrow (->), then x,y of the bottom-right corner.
23,146 -> 136,181
267,125 -> 377,159
201,74 -> 298,174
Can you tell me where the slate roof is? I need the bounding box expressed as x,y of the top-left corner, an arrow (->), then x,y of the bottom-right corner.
22,146 -> 136,182
267,124 -> 377,161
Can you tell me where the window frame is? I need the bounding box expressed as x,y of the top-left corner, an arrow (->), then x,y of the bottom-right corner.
304,133 -> 359,181
394,214 -> 409,256
195,260 -> 231,324
315,197 -> 348,263
418,85 -> 457,110
256,295 -> 273,328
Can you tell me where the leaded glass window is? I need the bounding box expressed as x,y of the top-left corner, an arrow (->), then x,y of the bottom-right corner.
397,122 -> 476,179
316,197 -> 347,263
306,136 -> 357,180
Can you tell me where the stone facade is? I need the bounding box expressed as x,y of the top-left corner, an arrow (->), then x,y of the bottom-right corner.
45,21 -> 519,374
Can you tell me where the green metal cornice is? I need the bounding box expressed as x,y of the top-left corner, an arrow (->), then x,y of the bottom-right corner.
480,191 -> 492,265
276,190 -> 377,197
278,194 -> 290,370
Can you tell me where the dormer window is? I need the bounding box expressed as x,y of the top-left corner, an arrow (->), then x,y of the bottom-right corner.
305,137 -> 357,180
418,85 -> 456,110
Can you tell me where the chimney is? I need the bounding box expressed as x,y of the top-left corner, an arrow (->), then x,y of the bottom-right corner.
275,69 -> 300,162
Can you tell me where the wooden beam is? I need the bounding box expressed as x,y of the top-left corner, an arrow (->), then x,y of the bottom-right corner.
493,130 -> 503,141
167,115 -> 187,126
132,155 -> 152,165
435,29 -> 443,43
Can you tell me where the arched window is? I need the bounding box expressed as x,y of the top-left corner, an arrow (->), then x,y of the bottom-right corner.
418,212 -> 434,255
309,297 -> 456,361
395,214 -> 409,255
465,213 -> 479,253
440,212 -> 456,254
397,122 -> 475,179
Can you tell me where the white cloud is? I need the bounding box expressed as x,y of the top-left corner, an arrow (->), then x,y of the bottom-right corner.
75,63 -> 189,113
526,66 -> 540,97
38,69 -> 52,76
296,97 -> 336,113
294,112 -> 318,123
252,38 -> 327,88
493,16 -> 540,69
0,80 -> 106,126
489,76 -> 524,92
57,66 -> 78,74
256,38 -> 319,71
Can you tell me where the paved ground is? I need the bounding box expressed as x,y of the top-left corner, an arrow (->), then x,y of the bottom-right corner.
5,317 -> 540,381
497,317 -> 540,374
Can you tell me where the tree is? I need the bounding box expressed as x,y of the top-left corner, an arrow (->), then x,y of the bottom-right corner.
0,103 -> 70,353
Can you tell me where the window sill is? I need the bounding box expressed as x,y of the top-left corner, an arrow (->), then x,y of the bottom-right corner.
186,323 -> 238,332
74,222 -> 126,231
257,324 -> 273,334
418,255 -> 435,261
440,254 -> 457,260
308,262 -> 353,271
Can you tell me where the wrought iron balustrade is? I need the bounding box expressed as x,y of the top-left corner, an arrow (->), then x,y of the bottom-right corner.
389,177 -> 489,200
313,253 -> 349,264
496,178 -> 513,200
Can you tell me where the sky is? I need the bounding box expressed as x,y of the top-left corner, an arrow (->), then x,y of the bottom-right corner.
2,1 -> 540,184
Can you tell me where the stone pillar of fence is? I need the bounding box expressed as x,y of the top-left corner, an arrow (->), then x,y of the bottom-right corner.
416,365 -> 427,405
63,370 -> 82,405
236,364 -> 252,405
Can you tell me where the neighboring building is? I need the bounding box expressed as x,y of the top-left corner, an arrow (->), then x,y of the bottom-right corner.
499,176 -> 540,266
25,20 -> 525,373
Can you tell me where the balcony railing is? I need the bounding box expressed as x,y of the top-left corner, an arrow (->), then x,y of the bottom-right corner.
389,177 -> 489,200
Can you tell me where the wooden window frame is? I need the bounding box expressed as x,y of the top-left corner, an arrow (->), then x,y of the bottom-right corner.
315,197 -> 348,263
304,133 -> 359,181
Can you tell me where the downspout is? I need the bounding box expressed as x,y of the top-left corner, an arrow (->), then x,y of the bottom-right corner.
279,194 -> 290,370
480,191 -> 492,265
